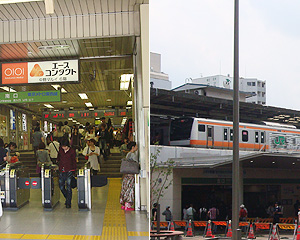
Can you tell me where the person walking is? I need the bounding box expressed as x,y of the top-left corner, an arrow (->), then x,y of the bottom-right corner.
162,206 -> 173,229
70,128 -> 82,162
119,141 -> 138,211
82,139 -> 100,175
120,138 -> 129,158
32,127 -> 44,155
183,205 -> 188,220
48,137 -> 60,164
36,142 -> 52,174
273,202 -> 282,224
208,206 -> 219,233
97,123 -> 109,160
53,122 -> 64,143
61,121 -> 71,140
57,138 -> 76,208
185,204 -> 196,232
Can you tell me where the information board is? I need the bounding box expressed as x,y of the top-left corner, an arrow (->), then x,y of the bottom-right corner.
0,91 -> 61,104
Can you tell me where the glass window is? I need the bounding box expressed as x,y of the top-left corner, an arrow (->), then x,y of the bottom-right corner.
247,82 -> 251,86
230,129 -> 233,141
252,82 -> 256,86
261,132 -> 265,143
198,125 -> 205,132
224,128 -> 228,141
170,118 -> 194,141
255,132 -> 259,143
242,130 -> 248,142
208,127 -> 212,137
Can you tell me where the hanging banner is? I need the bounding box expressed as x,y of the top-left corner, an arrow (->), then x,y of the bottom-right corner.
1,59 -> 79,85
0,91 -> 61,104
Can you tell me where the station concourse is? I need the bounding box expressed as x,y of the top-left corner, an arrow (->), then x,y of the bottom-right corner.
0,0 -> 149,239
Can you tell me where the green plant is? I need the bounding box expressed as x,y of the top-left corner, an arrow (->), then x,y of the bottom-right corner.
150,148 -> 175,208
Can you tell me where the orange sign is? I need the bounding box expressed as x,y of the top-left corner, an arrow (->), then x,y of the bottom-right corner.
30,64 -> 44,77
2,62 -> 28,85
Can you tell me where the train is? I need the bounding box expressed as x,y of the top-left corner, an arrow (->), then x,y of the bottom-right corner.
170,117 -> 300,152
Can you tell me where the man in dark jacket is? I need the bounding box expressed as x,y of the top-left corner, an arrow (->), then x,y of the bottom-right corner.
57,138 -> 76,208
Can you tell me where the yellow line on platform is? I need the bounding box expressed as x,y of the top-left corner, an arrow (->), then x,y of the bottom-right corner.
101,178 -> 128,240
0,234 -> 24,239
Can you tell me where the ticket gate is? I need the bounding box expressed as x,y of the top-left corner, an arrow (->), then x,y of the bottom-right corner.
41,164 -> 60,210
0,163 -> 30,210
77,165 -> 91,210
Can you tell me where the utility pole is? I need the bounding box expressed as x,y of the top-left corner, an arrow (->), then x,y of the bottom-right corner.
232,0 -> 240,240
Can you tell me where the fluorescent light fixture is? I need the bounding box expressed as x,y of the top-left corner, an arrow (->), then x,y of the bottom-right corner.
126,106 -> 132,109
72,120 -> 76,122
61,88 -> 67,93
55,45 -> 70,50
85,102 -> 93,107
54,109 -> 59,112
78,93 -> 88,99
107,106 -> 112,108
62,100 -> 67,104
89,108 -> 95,111
44,104 -> 54,108
0,87 -> 16,92
120,74 -> 133,90
69,107 -> 74,110
51,85 -> 60,90
68,118 -> 73,121
0,0 -> 43,4
127,100 -> 132,106
106,99 -> 112,102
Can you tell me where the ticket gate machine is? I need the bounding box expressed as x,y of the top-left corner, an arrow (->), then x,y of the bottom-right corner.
41,164 -> 60,210
0,163 -> 30,209
77,165 -> 91,210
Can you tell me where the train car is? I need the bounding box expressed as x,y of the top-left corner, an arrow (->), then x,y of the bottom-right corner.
170,117 -> 300,152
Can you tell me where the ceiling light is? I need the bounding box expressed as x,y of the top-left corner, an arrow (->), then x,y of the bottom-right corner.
85,102 -> 93,107
95,118 -> 100,120
44,104 -> 54,108
78,93 -> 88,99
272,161 -> 275,164
38,45 -> 70,51
62,100 -> 67,104
68,118 -> 73,121
55,45 -> 70,50
250,160 -> 254,163
293,162 -> 296,165
51,85 -> 60,90
72,120 -> 76,122
54,109 -> 59,112
106,99 -> 112,102
61,88 -> 67,93
69,107 -> 74,110
127,100 -> 132,106
89,108 -> 95,111
120,74 -> 133,90
107,106 -> 112,108
0,87 -> 16,92
126,106 -> 131,109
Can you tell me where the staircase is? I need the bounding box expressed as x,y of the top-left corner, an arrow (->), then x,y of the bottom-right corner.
19,148 -> 123,178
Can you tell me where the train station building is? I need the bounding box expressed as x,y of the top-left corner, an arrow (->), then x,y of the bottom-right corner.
0,0 -> 149,239
151,88 -> 300,221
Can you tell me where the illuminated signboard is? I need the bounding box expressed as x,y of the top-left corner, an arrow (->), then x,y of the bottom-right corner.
43,109 -> 131,119
0,91 -> 61,104
1,59 -> 79,85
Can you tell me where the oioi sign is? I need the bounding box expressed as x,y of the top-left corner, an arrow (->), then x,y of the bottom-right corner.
0,91 -> 61,104
1,59 -> 79,85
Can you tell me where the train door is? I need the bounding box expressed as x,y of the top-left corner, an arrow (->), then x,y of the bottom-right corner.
223,128 -> 230,149
207,126 -> 214,148
260,131 -> 266,151
254,131 -> 260,150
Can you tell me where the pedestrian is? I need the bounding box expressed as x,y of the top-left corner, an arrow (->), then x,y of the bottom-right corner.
97,123 -> 109,160
61,121 -> 71,140
208,206 -> 219,233
48,137 -> 60,164
82,139 -> 100,175
119,141 -> 138,211
186,204 -> 196,232
36,142 -> 52,173
239,204 -> 248,221
152,203 -> 158,221
32,127 -> 44,155
162,206 -> 173,228
120,138 -> 129,158
53,122 -> 64,143
70,127 -> 82,162
183,205 -> 188,220
273,202 -> 282,224
0,138 -> 7,166
57,138 -> 76,208
199,207 -> 208,221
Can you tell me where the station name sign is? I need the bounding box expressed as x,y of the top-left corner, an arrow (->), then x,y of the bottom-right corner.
1,59 -> 79,85
0,91 -> 61,104
43,109 -> 132,119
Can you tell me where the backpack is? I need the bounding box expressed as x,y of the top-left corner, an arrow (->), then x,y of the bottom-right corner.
240,208 -> 247,218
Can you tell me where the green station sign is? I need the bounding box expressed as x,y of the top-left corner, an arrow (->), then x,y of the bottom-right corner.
0,91 -> 61,104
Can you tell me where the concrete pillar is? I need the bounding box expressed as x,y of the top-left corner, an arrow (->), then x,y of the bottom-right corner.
239,164 -> 244,205
133,3 -> 149,214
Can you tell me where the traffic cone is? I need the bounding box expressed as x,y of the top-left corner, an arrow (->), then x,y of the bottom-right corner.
269,224 -> 279,240
295,225 -> 300,240
248,223 -> 256,239
169,221 -> 175,231
186,220 -> 194,237
226,220 -> 233,237
205,220 -> 215,238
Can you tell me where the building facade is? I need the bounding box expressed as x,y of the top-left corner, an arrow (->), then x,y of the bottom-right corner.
192,75 -> 266,105
150,52 -> 171,90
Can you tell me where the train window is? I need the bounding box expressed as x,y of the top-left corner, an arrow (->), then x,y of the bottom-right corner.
255,132 -> 259,143
261,132 -> 265,143
198,125 -> 205,132
242,130 -> 248,142
230,129 -> 233,141
224,129 -> 228,141
208,127 -> 212,137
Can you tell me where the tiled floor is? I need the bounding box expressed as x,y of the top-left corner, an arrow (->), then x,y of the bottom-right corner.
0,179 -> 149,240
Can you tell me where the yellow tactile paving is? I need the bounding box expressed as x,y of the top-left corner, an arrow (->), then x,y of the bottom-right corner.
0,234 -> 24,239
100,178 -> 128,240
127,231 -> 149,236
47,234 -> 74,239
21,234 -> 49,239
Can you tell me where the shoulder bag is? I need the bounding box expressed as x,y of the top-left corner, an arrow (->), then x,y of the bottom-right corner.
120,157 -> 139,174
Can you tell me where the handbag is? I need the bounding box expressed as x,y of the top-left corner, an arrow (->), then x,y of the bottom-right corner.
71,175 -> 77,188
120,158 -> 139,174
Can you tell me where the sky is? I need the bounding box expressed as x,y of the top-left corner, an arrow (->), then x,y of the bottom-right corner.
150,0 -> 300,110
